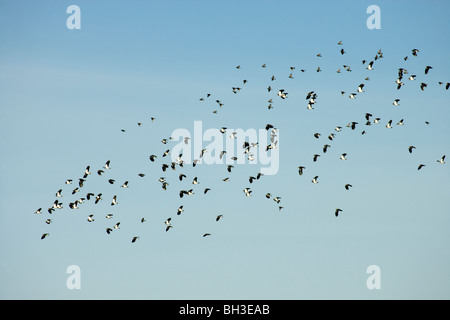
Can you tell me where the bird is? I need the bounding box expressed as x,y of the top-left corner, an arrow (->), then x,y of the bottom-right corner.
366,61 -> 374,70
425,66 -> 433,75
298,166 -> 305,175
131,236 -> 139,243
408,146 -> 416,153
216,214 -> 223,221
312,176 -> 319,184
203,233 -> 211,237
357,84 -> 365,92
204,188 -> 211,194
386,120 -> 393,129
345,184 -> 353,190
104,160 -> 111,170
177,206 -> 184,215
335,208 -> 343,217
106,228 -> 113,234
417,164 -> 426,170
412,48 -> 419,56
111,195 -> 118,206
121,181 -> 129,188
437,155 -> 446,164
323,145 -> 331,153
87,215 -> 94,222
55,189 -> 63,197
313,154 -> 320,162
114,222 -> 121,229
277,89 -> 288,99
83,166 -> 91,178
243,188 -> 252,197
95,193 -> 102,204
165,225 -> 173,232
192,177 -> 200,184
393,99 -> 400,106
340,153 -> 348,160
41,233 -> 49,240
149,155 -> 157,162
420,82 -> 428,91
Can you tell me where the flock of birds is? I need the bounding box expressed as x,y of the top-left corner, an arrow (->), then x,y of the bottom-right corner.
35,42 -> 448,242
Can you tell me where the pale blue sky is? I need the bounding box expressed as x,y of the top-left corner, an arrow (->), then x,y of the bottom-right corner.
0,0 -> 449,299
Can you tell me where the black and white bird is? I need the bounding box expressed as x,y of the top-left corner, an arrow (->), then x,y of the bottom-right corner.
408,146 -> 416,153
95,193 -> 102,204
243,188 -> 252,197
393,99 -> 400,106
357,84 -> 365,93
177,206 -> 184,215
83,166 -> 91,178
312,176 -> 319,184
104,160 -> 111,170
111,195 -> 118,206
121,181 -> 129,188
340,153 -> 348,160
437,155 -> 446,164
277,89 -> 287,99
87,215 -> 94,222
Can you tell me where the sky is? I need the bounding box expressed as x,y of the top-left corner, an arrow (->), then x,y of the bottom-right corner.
0,0 -> 449,300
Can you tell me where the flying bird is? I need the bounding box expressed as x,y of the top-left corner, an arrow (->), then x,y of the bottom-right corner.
131,236 -> 140,243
